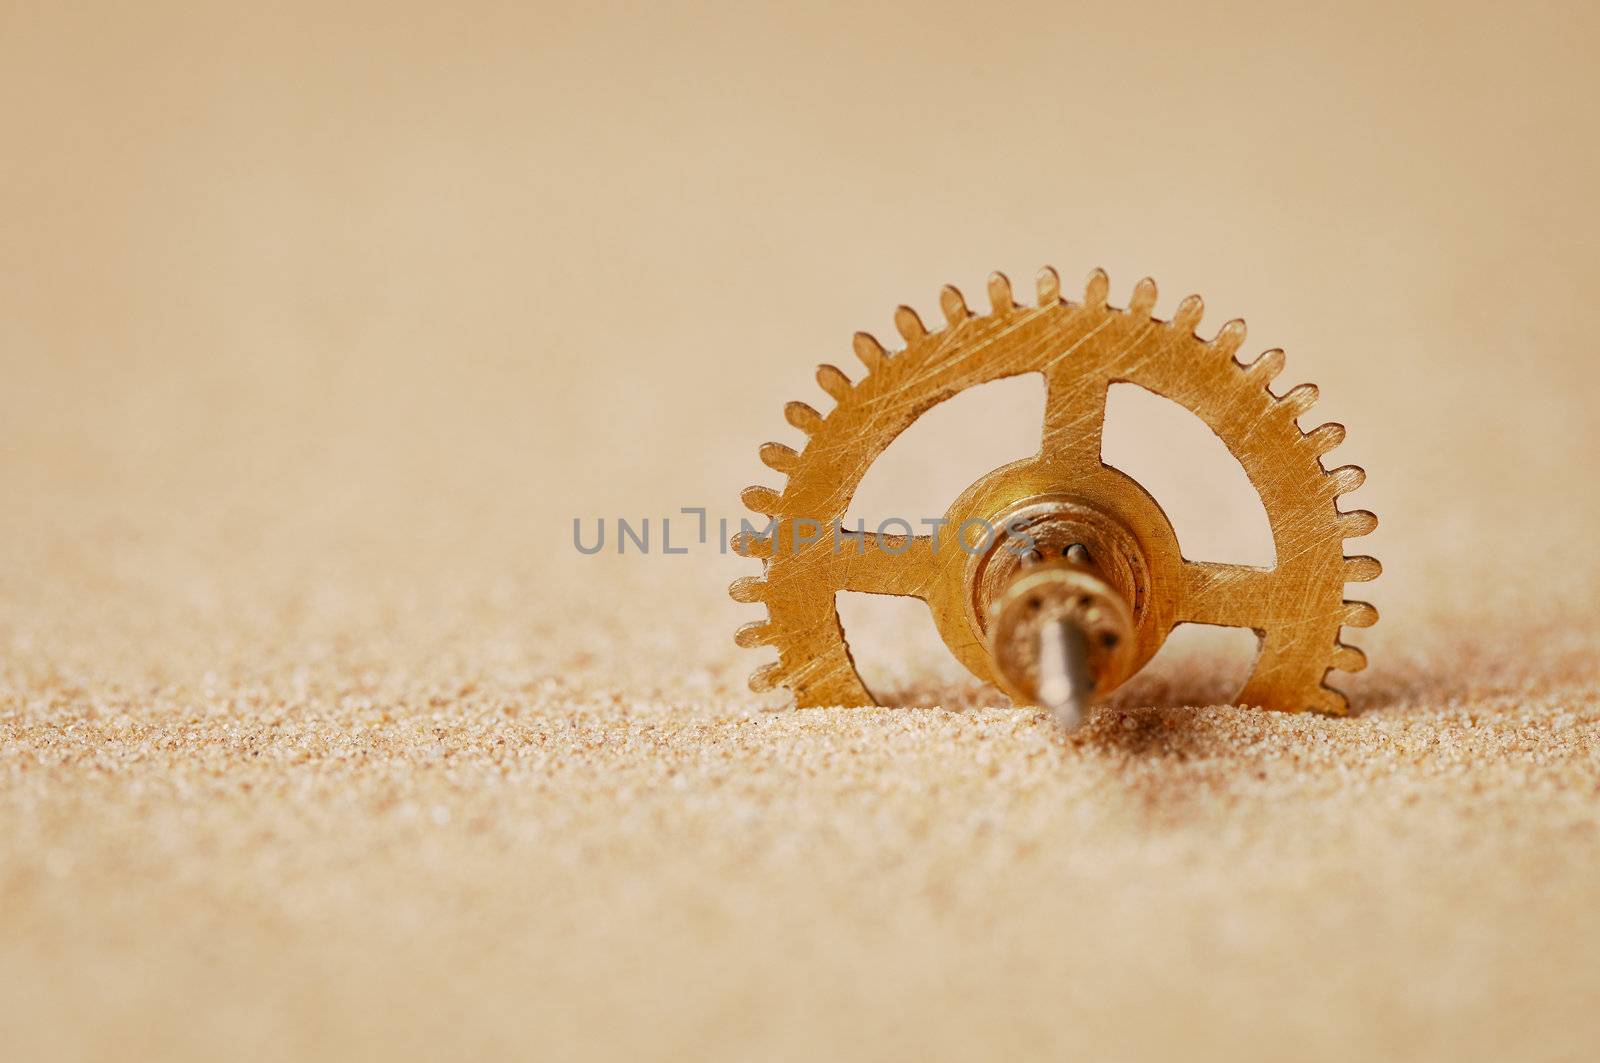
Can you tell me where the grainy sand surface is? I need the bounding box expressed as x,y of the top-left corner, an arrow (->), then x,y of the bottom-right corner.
5,3 -> 1600,1060
6,541 -> 1600,1061
6,524 -> 1600,1062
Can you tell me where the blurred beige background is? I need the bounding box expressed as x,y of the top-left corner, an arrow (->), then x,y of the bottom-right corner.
3,2 -> 1599,1061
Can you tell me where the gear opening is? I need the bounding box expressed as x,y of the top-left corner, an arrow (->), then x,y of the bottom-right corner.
835,592 -> 984,708
843,373 -> 1045,536
1101,382 -> 1276,568
1107,623 -> 1262,710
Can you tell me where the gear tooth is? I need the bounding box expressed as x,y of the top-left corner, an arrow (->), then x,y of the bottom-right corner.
987,271 -> 1015,313
1338,508 -> 1378,538
815,364 -> 851,403
1327,464 -> 1366,496
728,576 -> 768,604
1172,294 -> 1205,333
852,331 -> 887,372
939,284 -> 970,325
1331,642 -> 1368,673
740,485 -> 782,515
1083,268 -> 1110,308
1281,383 -> 1319,417
759,441 -> 799,474
1305,421 -> 1346,455
785,400 -> 823,435
1342,599 -> 1379,627
1128,277 -> 1158,317
730,529 -> 774,559
1244,347 -> 1286,383
893,305 -> 927,343
734,620 -> 777,648
1036,266 -> 1062,305
1211,317 -> 1246,356
1343,555 -> 1382,582
748,661 -> 785,693
1309,683 -> 1350,716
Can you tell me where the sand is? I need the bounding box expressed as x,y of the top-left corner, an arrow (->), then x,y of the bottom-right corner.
5,501 -> 1599,1061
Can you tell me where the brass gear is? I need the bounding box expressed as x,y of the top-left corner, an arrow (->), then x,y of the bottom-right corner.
730,267 -> 1379,714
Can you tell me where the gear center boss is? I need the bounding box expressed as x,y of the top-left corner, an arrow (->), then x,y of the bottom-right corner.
730,267 -> 1379,728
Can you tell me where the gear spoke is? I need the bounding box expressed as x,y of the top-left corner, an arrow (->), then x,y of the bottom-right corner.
1177,560 -> 1278,629
833,534 -> 940,599
1041,368 -> 1108,467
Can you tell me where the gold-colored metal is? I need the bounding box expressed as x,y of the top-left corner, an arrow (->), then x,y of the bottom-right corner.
731,266 -> 1379,715
986,554 -> 1134,711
